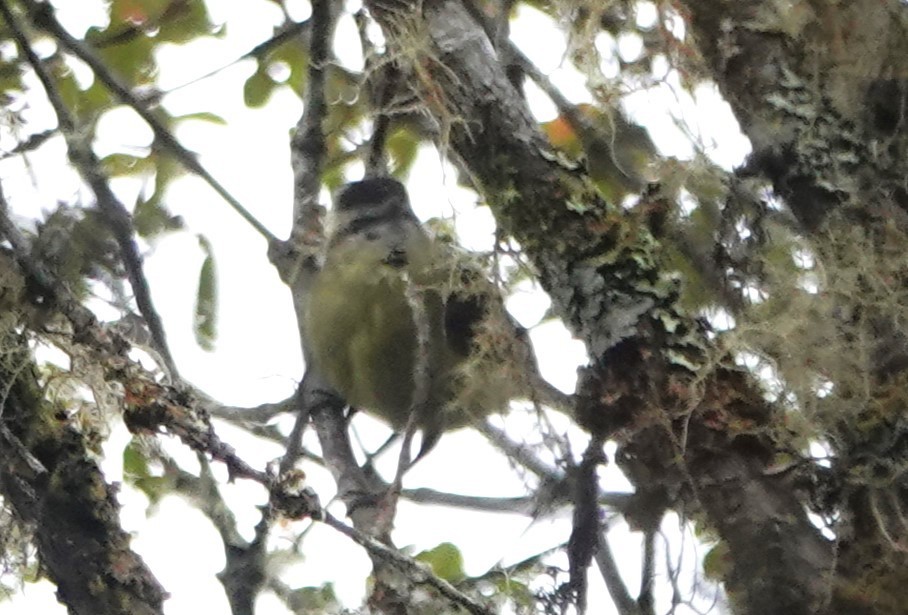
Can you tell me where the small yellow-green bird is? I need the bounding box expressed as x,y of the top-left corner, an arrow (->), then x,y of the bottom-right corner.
303,177 -> 529,457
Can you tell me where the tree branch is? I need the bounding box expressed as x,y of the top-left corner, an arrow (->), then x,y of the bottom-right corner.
1,0 -> 179,378
0,329 -> 167,615
161,19 -> 312,98
595,528 -> 642,615
277,0 -> 339,477
638,527 -> 656,615
364,2 -> 833,614
25,0 -> 277,244
679,2 -> 908,611
287,0 -> 336,246
321,512 -> 495,615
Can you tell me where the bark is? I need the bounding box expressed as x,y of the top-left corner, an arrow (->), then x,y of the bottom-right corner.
0,324 -> 166,615
681,0 -> 908,232
681,1 -> 908,611
364,1 -> 837,613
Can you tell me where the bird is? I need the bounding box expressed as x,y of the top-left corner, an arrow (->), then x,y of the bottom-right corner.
303,177 -> 531,459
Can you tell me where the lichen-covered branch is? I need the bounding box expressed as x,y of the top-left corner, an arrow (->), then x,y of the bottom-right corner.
364,1 -> 834,612
0,328 -> 167,615
679,1 -> 908,611
0,199 -> 317,614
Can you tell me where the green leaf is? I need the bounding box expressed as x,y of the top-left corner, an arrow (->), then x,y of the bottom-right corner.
156,0 -> 220,44
123,440 -> 151,480
287,583 -> 339,612
89,27 -> 157,87
267,38 -> 309,95
193,236 -> 218,351
144,153 -> 186,216
172,111 -> 228,126
243,67 -> 274,108
53,62 -> 112,123
321,163 -> 347,193
494,577 -> 534,608
321,68 -> 363,136
703,542 -> 730,580
387,127 -> 420,177
123,440 -> 171,503
0,59 -> 25,97
104,0 -> 220,45
101,152 -> 155,177
133,195 -> 184,238
415,542 -> 466,583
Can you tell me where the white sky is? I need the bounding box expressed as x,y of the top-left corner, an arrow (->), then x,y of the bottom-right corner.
3,0 -> 748,613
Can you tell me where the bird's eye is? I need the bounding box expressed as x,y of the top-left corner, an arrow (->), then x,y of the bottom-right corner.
384,247 -> 409,268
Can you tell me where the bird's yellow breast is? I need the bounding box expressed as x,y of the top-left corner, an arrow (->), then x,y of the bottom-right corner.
303,234 -> 451,430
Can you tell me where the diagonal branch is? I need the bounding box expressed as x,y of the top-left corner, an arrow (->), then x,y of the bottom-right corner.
322,512 -> 495,615
0,253 -> 167,614
24,0 -> 277,244
364,2 -> 834,614
1,185 -> 316,514
1,0 -> 179,378
595,529 -> 642,615
161,19 -> 312,97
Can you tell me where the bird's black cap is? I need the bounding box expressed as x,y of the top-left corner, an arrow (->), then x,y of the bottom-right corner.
336,177 -> 409,211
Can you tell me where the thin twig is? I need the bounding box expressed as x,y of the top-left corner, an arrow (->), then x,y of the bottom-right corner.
169,453 -> 271,615
2,0 -> 179,378
278,378 -> 311,475
0,127 -> 55,159
395,274 -> 432,478
595,528 -> 642,615
206,394 -> 297,424
477,419 -> 564,480
167,453 -> 248,549
25,0 -> 277,244
322,512 -> 495,615
660,529 -> 683,611
174,454 -> 271,615
204,392 -> 328,462
289,0 -> 335,243
354,9 -> 392,178
639,528 -> 656,615
403,485 -> 631,515
403,488 -> 538,514
478,419 -> 640,609
162,20 -> 311,97
507,42 -> 575,118
568,434 -> 606,610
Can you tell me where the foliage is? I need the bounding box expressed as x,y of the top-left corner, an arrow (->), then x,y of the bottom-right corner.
1,0 -> 907,614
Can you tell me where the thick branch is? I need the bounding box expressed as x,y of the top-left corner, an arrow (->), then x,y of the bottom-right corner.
365,2 -> 833,613
0,333 -> 167,615
679,2 -> 908,611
